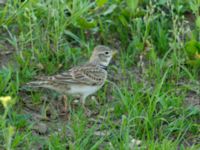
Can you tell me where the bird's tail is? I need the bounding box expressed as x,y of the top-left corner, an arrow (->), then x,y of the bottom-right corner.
20,80 -> 50,92
26,80 -> 49,87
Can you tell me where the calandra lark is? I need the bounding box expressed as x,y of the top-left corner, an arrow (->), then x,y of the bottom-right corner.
26,45 -> 117,107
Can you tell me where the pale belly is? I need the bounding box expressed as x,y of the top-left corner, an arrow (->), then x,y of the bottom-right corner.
67,84 -> 102,97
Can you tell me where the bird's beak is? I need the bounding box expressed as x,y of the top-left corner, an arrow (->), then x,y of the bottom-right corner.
112,50 -> 118,56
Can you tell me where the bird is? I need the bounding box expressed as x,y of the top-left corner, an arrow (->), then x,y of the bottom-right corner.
26,45 -> 117,110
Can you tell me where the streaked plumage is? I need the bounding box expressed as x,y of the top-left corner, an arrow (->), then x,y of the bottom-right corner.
26,45 -> 116,104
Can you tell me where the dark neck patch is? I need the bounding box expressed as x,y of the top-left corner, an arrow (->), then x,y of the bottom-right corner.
99,64 -> 107,70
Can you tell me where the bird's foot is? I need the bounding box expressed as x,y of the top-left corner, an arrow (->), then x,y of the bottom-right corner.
83,106 -> 92,117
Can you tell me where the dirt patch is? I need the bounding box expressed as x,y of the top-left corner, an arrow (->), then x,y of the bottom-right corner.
0,0 -> 6,4
0,53 -> 13,67
0,40 -> 15,68
185,92 -> 200,108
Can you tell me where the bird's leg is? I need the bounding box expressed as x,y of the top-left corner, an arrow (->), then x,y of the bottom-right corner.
61,95 -> 68,113
80,95 -> 86,110
80,95 -> 92,116
80,95 -> 86,106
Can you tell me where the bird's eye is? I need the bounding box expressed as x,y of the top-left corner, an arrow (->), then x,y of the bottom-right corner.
105,51 -> 109,55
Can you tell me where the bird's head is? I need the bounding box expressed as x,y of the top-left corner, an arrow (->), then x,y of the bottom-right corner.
89,45 -> 117,67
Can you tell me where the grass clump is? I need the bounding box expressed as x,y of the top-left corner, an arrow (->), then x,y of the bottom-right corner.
0,0 -> 199,149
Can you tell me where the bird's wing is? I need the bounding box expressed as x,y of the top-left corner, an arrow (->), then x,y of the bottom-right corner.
46,64 -> 107,86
